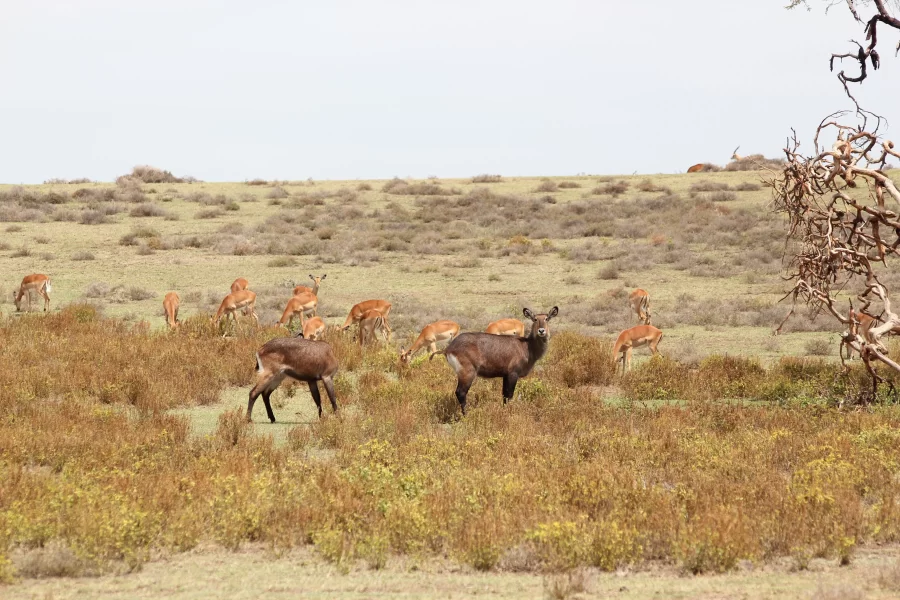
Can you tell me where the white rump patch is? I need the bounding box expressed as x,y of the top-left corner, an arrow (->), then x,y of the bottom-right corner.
256,353 -> 263,372
446,353 -> 462,375
45,281 -> 52,293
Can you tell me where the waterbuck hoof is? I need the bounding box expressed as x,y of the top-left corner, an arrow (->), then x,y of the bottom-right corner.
269,418 -> 276,424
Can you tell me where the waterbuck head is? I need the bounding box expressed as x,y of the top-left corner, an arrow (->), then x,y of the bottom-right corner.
523,306 -> 558,339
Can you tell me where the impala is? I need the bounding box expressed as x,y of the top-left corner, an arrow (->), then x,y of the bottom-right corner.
612,325 -> 663,373
841,307 -> 880,361
442,307 -> 558,414
13,274 -> 51,312
293,274 -> 326,297
276,291 -> 318,328
230,277 -> 250,293
687,163 -> 705,173
163,292 -> 180,329
628,288 -> 651,325
341,299 -> 392,341
300,316 -> 326,341
400,320 -> 461,363
485,318 -> 525,337
248,336 -> 339,422
358,309 -> 389,346
212,290 -> 259,332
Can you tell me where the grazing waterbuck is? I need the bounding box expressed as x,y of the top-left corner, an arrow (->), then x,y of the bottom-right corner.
441,307 -> 558,414
247,336 -> 339,422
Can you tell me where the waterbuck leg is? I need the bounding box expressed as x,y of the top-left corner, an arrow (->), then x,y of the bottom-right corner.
502,374 -> 519,405
308,381 -> 323,418
455,372 -> 475,415
322,376 -> 338,413
261,390 -> 277,423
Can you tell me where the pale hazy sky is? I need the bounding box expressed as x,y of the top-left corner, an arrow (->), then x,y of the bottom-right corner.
0,1 -> 894,183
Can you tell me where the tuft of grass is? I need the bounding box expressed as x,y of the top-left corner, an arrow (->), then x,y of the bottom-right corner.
72,251 -> 95,261
805,338 -> 832,356
534,179 -> 558,193
267,256 -> 297,268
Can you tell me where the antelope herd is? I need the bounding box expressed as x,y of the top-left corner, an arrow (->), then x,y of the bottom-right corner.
7,270 -> 664,419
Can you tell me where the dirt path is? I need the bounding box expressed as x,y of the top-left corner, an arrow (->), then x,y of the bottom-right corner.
5,545 -> 899,600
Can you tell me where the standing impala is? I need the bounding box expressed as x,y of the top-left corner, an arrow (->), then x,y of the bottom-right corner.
485,318 -> 525,337
13,274 -> 51,312
442,307 -> 558,414
248,336 -> 339,422
612,325 -> 663,374
341,299 -> 392,341
358,309 -> 388,346
400,320 -> 461,363
230,278 -> 250,293
628,289 -> 651,325
212,290 -> 259,332
293,274 -> 326,297
277,291 -> 318,329
163,292 -> 180,329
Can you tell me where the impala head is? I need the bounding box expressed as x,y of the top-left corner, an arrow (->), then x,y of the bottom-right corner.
523,306 -> 558,339
309,274 -> 326,284
731,145 -> 741,160
399,347 -> 411,364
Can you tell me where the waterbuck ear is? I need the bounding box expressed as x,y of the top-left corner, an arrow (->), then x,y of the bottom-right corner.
523,308 -> 536,322
547,306 -> 559,320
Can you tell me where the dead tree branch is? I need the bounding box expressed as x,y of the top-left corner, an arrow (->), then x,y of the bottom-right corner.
771,112 -> 900,400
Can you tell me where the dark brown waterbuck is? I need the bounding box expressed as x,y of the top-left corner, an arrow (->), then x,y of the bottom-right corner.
441,307 -> 558,414
247,336 -> 339,422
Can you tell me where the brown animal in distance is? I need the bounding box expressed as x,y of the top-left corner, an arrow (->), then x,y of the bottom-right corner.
628,289 -> 651,325
293,274 -> 326,297
230,278 -> 250,293
248,336 -> 339,422
163,292 -> 180,329
13,274 -> 52,312
441,307 -> 558,414
485,318 -> 525,337
687,163 -> 705,173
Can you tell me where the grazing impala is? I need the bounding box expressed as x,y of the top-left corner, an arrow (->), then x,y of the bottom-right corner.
293,274 -> 326,297
358,309 -> 389,346
485,318 -> 525,337
212,290 -> 259,331
163,292 -> 180,329
442,307 -> 558,414
612,325 -> 663,374
277,291 -> 318,328
628,289 -> 651,325
341,299 -> 392,341
230,278 -> 250,293
300,316 -> 326,341
248,336 -> 339,422
13,274 -> 51,312
400,320 -> 461,363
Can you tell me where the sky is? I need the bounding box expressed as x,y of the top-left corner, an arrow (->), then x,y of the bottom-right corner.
0,1 -> 896,183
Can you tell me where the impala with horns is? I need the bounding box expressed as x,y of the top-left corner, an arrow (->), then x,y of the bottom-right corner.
441,307 -> 558,414
276,291 -> 318,329
299,316 -> 326,341
485,318 -> 525,337
293,274 -> 326,297
13,274 -> 52,312
358,309 -> 389,346
230,277 -> 250,293
163,292 -> 180,329
248,336 -> 339,422
400,320 -> 461,363
212,290 -> 259,331
628,288 -> 651,325
341,299 -> 392,341
612,325 -> 663,374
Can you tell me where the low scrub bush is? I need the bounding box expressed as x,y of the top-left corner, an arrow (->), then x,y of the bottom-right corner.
471,174 -> 502,183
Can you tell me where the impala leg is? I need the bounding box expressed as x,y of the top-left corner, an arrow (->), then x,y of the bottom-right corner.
426,340 -> 437,360
322,376 -> 338,413
502,373 -> 519,405
307,381 -> 323,418
41,289 -> 50,312
625,347 -> 633,372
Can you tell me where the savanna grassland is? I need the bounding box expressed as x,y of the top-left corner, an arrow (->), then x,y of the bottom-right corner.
2,169 -> 900,599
